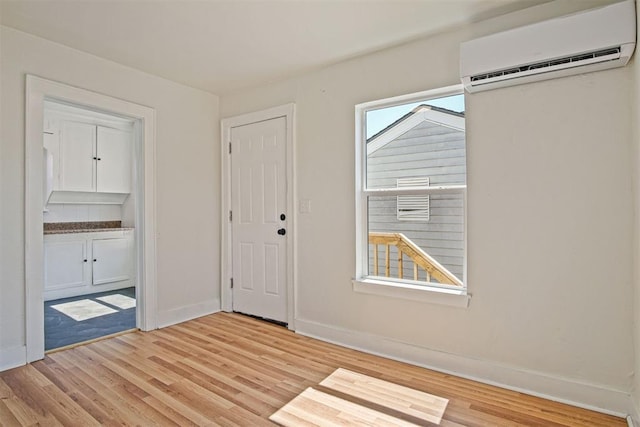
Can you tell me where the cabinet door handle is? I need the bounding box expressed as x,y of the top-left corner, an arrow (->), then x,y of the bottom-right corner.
93,157 -> 97,160
93,259 -> 97,262
83,259 -> 87,262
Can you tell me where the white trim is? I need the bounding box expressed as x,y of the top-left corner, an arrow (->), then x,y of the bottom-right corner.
367,108 -> 465,155
295,317 -> 635,418
220,103 -> 296,330
629,398 -> 640,426
352,279 -> 470,308
25,75 -> 157,364
358,84 -> 463,112
0,346 -> 27,372
355,104 -> 368,282
157,299 -> 220,329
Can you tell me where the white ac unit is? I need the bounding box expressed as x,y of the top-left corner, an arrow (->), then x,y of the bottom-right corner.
460,0 -> 636,93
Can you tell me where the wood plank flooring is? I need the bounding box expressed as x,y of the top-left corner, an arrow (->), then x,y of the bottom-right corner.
0,312 -> 626,426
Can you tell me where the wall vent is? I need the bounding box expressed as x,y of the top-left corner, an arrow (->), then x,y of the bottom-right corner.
397,177 -> 430,222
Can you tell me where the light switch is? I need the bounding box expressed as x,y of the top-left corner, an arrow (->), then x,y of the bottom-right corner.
299,199 -> 311,214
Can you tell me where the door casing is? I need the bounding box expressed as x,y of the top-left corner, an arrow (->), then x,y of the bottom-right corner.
25,75 -> 158,362
221,104 -> 296,329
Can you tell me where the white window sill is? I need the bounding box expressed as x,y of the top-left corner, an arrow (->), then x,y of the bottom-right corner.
352,278 -> 471,308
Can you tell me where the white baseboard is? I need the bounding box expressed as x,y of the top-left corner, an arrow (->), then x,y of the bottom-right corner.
628,396 -> 640,426
0,345 -> 26,372
295,317 -> 633,418
157,298 -> 220,329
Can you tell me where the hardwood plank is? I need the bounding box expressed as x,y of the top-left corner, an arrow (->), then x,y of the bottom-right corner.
0,399 -> 22,427
319,368 -> 448,424
0,379 -> 43,427
0,312 -> 626,426
270,387 -> 422,427
53,349 -> 169,425
32,361 -> 115,425
0,365 -> 99,426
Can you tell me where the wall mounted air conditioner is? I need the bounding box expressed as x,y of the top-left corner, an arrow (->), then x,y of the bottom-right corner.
460,0 -> 636,93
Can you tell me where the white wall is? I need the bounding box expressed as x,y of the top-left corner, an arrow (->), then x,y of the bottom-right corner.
632,1 -> 640,422
221,0 -> 634,414
0,26 -> 220,364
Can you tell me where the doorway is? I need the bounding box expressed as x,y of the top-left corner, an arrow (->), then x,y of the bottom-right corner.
41,98 -> 139,351
25,75 -> 157,362
221,104 -> 296,328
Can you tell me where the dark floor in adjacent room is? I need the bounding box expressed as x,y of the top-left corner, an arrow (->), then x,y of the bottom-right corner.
44,287 -> 136,351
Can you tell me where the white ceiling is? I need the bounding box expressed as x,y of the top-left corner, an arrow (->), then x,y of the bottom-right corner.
1,0 -> 548,95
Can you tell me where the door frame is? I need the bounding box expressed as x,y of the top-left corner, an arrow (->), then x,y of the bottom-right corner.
220,104 -> 296,329
25,75 -> 158,362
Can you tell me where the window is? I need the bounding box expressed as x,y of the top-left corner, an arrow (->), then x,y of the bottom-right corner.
355,86 -> 467,297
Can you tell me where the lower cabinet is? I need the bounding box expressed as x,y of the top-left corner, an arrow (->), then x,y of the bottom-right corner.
44,230 -> 134,301
92,238 -> 131,285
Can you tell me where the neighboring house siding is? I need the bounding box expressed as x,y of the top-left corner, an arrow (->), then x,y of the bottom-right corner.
368,119 -> 465,281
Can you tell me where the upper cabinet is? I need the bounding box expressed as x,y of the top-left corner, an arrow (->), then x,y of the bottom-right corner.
59,121 -> 132,194
96,126 -> 132,194
59,121 -> 96,192
44,101 -> 134,205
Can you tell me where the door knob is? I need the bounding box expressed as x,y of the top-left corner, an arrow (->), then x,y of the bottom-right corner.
277,228 -> 286,236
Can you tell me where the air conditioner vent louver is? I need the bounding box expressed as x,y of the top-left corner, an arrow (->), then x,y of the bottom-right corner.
470,47 -> 621,83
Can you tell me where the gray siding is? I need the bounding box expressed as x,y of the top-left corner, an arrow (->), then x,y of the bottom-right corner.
367,120 -> 465,282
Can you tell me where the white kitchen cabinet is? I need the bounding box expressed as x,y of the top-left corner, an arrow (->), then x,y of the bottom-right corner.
59,121 -> 96,192
96,126 -> 132,194
43,240 -> 89,291
58,121 -> 131,194
44,230 -> 134,301
92,238 -> 131,285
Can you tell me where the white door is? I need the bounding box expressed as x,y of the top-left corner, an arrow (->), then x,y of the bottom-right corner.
231,117 -> 288,323
60,121 -> 96,192
97,126 -> 132,193
44,240 -> 89,291
92,238 -> 131,285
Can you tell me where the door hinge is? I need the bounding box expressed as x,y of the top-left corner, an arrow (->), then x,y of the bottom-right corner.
230,278 -> 234,289
229,142 -> 232,154
229,210 -> 232,222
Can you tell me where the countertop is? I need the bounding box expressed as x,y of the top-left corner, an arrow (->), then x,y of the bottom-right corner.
43,221 -> 134,235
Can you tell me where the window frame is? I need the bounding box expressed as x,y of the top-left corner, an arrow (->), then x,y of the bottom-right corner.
354,85 -> 469,307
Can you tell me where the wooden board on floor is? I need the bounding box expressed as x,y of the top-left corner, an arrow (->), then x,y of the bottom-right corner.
319,367 -> 448,424
270,387 -> 423,427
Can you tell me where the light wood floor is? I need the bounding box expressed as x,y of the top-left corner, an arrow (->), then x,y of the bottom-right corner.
0,312 -> 625,426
